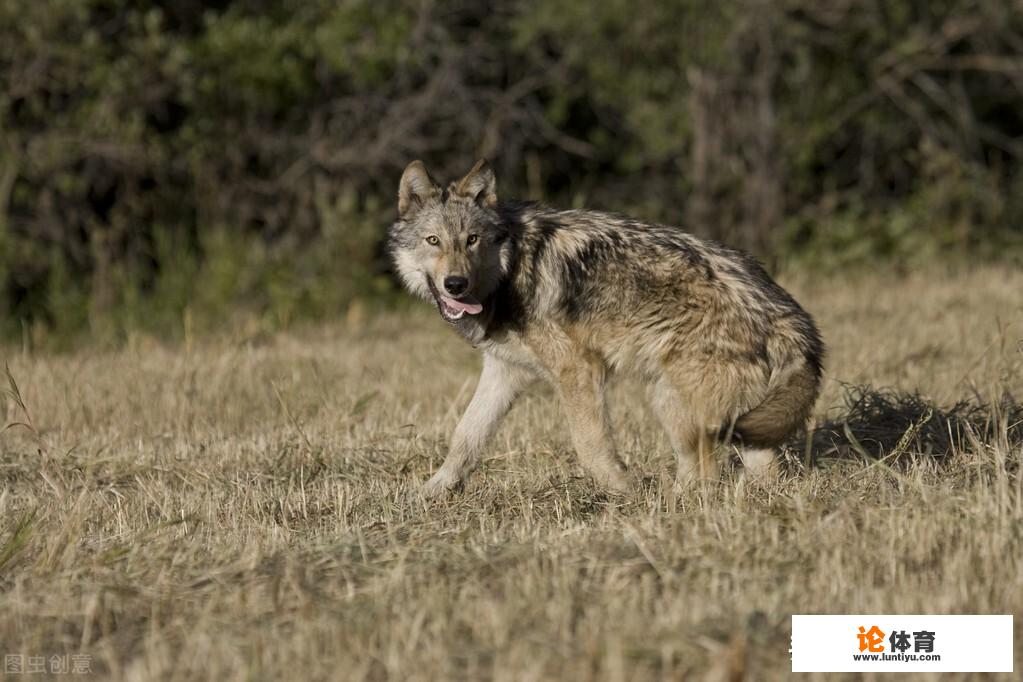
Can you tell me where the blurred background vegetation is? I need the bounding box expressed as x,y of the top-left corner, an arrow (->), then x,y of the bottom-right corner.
2,0 -> 1022,346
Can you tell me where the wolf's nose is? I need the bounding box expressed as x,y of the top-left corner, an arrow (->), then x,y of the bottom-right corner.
444,276 -> 468,296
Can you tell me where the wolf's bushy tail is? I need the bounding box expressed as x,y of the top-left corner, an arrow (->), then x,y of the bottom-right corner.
730,362 -> 820,447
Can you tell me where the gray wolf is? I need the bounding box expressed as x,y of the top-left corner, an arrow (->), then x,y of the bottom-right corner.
389,159 -> 824,498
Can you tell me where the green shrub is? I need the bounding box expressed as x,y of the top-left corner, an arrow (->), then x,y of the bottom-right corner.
1,0 -> 1021,346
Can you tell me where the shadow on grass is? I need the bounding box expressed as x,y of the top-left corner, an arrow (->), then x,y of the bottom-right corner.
793,385 -> 1023,466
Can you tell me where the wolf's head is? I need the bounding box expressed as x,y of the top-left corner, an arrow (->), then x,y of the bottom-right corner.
388,159 -> 512,323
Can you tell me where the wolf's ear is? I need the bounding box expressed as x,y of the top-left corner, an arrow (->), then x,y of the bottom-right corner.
452,159 -> 497,209
398,160 -> 440,218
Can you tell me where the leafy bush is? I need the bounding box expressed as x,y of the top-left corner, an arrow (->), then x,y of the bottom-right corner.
1,0 -> 1021,345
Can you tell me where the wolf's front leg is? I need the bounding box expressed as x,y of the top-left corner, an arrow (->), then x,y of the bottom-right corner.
420,354 -> 535,498
555,356 -> 630,494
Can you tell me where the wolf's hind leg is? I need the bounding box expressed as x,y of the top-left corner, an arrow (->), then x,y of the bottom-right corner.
554,355 -> 630,494
647,377 -> 719,490
420,354 -> 535,498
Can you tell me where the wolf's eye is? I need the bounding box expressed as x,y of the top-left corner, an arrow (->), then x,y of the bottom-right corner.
425,236 -> 440,246
466,234 -> 478,246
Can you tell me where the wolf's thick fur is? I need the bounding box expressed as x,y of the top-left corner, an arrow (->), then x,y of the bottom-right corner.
389,160 -> 824,497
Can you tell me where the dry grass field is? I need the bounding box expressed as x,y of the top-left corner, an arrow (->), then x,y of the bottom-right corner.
1,266 -> 1021,680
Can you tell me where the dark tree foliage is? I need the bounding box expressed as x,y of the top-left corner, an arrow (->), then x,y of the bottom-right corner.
1,0 -> 1021,342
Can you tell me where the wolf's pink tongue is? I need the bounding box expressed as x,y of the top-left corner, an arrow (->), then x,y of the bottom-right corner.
443,296 -> 483,315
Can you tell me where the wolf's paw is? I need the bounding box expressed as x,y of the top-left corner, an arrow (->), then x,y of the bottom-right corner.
672,474 -> 696,497
418,472 -> 460,500
604,474 -> 632,496
738,447 -> 779,483
672,467 -> 719,496
589,467 -> 632,497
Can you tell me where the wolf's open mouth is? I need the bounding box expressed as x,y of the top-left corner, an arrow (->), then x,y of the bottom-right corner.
426,277 -> 483,322
437,295 -> 483,321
